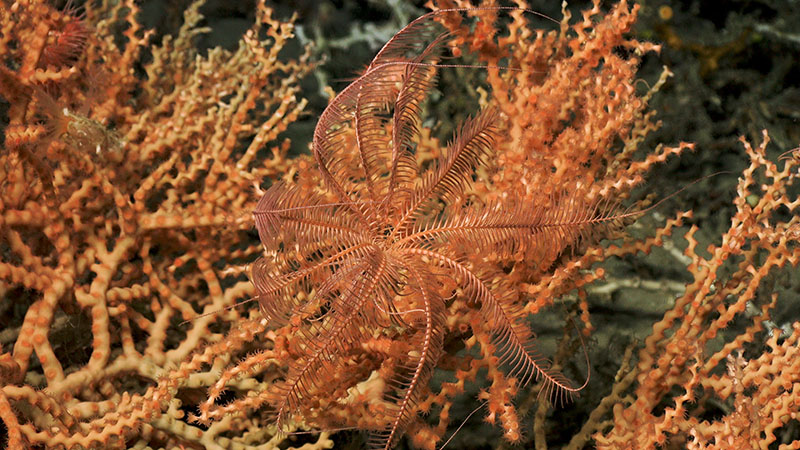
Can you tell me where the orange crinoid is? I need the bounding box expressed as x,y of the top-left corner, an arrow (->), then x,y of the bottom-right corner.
251,8 -> 629,448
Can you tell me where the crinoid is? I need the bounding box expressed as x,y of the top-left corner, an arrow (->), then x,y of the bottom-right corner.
251,8 -> 627,449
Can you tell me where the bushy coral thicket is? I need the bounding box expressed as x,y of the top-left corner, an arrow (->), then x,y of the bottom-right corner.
1,0 -> 798,449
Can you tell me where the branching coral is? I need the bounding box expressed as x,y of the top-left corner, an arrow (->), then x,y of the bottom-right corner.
2,0 -> 798,449
585,132 -> 800,450
1,0 -> 315,448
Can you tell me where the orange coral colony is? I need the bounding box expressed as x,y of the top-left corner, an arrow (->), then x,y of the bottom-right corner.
1,1 -> 799,449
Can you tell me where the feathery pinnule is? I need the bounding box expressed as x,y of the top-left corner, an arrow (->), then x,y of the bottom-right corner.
251,6 -> 633,449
